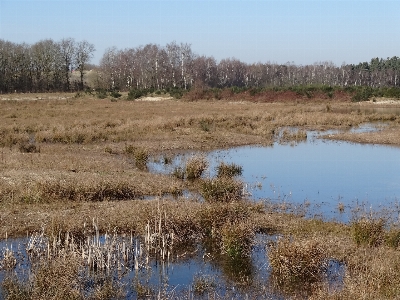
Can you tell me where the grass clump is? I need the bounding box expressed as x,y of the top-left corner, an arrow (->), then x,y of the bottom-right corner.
18,141 -> 40,153
133,148 -> 148,170
280,129 -> 307,144
268,238 -> 328,285
201,177 -> 243,203
38,179 -> 141,202
171,166 -> 185,180
199,119 -> 212,132
185,155 -> 208,180
124,145 -> 149,170
216,162 -> 243,178
221,221 -> 254,259
351,218 -> 385,247
197,201 -> 253,239
385,228 -> 400,249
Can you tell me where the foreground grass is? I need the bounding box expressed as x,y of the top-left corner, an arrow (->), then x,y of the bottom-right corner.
1,94 -> 400,298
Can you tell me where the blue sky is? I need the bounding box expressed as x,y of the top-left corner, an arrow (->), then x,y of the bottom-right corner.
1,0 -> 399,66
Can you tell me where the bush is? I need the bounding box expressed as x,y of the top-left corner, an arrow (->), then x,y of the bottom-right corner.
352,86 -> 374,102
110,90 -> 122,98
96,89 -> 108,99
127,89 -> 146,100
124,145 -> 149,170
169,87 -> 185,99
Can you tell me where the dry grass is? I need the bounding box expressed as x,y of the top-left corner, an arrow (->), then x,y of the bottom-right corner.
268,237 -> 328,283
184,155 -> 208,180
216,162 -> 243,178
200,177 -> 243,203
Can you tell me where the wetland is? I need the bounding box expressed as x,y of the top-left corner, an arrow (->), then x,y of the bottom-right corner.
1,94 -> 400,299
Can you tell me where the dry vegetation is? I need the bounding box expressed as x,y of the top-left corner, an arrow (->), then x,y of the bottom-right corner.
1,93 -> 400,298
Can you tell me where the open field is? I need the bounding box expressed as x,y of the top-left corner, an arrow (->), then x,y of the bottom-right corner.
1,93 -> 400,298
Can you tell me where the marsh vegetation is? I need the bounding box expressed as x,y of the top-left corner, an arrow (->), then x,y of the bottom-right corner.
1,94 -> 400,298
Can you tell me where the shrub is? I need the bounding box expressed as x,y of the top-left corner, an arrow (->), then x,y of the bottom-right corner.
351,218 -> 385,247
201,177 -> 243,202
216,162 -> 243,178
185,156 -> 208,180
352,86 -> 374,102
96,89 -> 108,99
110,90 -> 122,98
127,89 -> 146,100
169,87 -> 184,99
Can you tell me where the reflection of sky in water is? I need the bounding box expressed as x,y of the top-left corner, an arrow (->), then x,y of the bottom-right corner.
150,126 -> 400,221
209,138 -> 400,218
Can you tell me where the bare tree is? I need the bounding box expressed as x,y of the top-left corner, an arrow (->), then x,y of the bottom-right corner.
59,38 -> 75,91
74,40 -> 95,90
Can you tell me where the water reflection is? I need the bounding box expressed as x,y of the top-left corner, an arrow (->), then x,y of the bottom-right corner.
0,232 -> 345,299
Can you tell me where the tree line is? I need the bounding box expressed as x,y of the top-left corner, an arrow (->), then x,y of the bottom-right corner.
0,38 -> 94,93
1,38 -> 400,93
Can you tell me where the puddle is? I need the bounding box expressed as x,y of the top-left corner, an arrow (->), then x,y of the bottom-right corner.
149,124 -> 400,222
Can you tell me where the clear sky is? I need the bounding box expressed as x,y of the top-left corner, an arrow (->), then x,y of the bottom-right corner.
1,0 -> 399,66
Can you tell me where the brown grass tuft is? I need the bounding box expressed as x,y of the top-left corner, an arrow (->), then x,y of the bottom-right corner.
200,177 -> 243,202
185,155 -> 208,180
268,237 -> 328,284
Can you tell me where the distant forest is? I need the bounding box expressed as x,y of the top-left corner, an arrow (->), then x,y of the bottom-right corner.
1,38 -> 400,95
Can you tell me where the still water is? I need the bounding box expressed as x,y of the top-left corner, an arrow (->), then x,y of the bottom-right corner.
151,125 -> 400,222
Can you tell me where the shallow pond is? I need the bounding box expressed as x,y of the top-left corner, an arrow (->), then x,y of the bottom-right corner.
0,234 -> 344,299
150,125 -> 400,222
